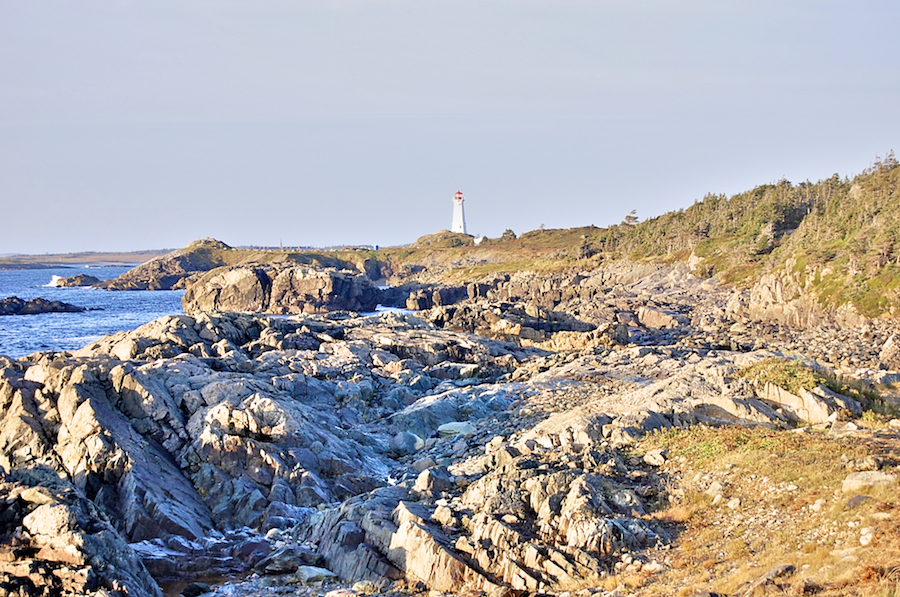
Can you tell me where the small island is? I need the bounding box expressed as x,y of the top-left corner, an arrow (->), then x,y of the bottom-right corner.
0,296 -> 86,316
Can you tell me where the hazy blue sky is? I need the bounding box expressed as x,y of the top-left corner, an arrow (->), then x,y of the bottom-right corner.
2,1 -> 898,254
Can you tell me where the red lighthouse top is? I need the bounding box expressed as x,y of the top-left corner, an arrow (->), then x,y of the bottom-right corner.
454,191 -> 464,202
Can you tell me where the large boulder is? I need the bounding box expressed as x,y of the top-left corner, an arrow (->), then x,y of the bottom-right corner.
183,267 -> 269,313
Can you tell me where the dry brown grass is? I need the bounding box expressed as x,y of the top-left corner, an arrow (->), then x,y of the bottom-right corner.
627,424 -> 900,597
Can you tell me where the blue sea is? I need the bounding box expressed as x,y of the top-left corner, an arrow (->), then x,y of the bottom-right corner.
0,267 -> 184,358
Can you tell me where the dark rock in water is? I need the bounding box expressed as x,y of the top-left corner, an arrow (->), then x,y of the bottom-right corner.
0,296 -> 86,315
55,273 -> 101,287
180,583 -> 212,597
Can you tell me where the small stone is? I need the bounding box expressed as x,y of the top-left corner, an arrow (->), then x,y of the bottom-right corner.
19,487 -> 54,505
844,456 -> 883,472
859,527 -> 874,545
412,456 -> 437,472
844,495 -> 871,510
432,505 -> 457,527
413,467 -> 454,494
726,497 -> 741,510
327,590 -> 361,597
486,436 -> 506,451
643,448 -> 667,466
351,580 -> 380,593
437,422 -> 477,437
296,565 -> 337,584
181,583 -> 212,597
705,481 -> 724,497
390,431 -> 425,456
842,471 -> 898,493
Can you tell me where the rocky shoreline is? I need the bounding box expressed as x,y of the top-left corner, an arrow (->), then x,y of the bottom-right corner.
1,259 -> 899,597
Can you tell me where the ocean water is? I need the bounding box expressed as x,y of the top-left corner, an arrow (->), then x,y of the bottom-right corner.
0,267 -> 184,358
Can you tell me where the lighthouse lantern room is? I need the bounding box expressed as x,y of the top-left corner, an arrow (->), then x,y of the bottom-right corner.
451,190 -> 467,234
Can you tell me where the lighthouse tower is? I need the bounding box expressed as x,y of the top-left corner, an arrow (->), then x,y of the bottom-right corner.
451,190 -> 467,234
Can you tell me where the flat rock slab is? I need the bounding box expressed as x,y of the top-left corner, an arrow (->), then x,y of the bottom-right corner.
842,471 -> 898,493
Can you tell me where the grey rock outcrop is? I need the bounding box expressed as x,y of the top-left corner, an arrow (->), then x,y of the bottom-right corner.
426,300 -> 628,350
0,468 -> 163,597
182,265 -> 380,315
296,418 -> 667,592
757,382 -> 861,425
0,310 -> 536,591
747,264 -> 823,328
744,258 -> 870,329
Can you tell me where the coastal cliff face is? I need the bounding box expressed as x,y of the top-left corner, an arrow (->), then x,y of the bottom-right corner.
181,265 -> 381,315
2,258 -> 900,597
98,238 -> 236,291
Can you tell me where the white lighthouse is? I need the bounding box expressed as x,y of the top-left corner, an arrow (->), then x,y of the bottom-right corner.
451,190 -> 467,234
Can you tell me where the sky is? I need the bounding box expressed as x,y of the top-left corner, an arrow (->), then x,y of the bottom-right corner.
1,1 -> 899,254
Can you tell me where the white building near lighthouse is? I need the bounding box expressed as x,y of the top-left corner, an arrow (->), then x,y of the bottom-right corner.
451,190 -> 467,234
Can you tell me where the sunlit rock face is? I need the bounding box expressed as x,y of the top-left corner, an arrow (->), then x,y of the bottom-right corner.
182,265 -> 381,315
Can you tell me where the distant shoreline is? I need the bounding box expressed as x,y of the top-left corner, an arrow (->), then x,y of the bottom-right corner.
0,250 -> 168,270
0,263 -> 141,271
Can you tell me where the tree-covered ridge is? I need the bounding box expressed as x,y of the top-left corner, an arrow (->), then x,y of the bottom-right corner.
574,154 -> 899,314
783,154 -> 900,272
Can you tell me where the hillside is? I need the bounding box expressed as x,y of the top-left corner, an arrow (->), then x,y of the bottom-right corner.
378,154 -> 900,318
598,152 -> 900,316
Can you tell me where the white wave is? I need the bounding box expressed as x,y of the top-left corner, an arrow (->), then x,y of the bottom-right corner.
44,275 -> 63,287
361,305 -> 415,317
